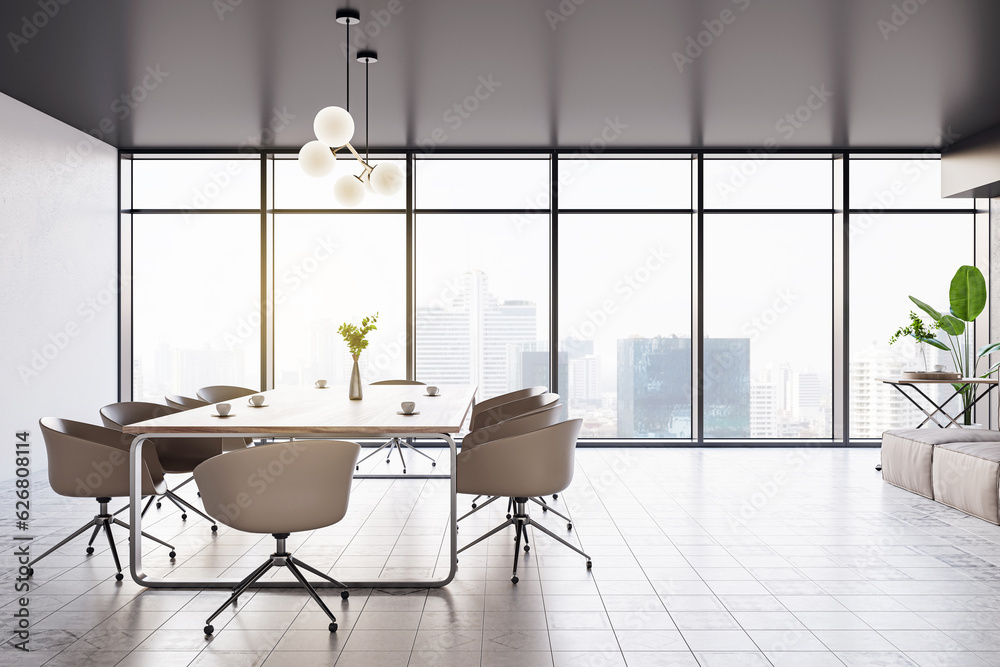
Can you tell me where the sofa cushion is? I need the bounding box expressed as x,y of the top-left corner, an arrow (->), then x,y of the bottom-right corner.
881,430 -> 937,498
932,441 -> 1000,525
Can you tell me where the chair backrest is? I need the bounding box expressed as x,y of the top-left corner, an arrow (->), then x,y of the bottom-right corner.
462,402 -> 564,451
165,394 -> 209,410
197,385 -> 257,403
471,386 -> 546,420
100,401 -> 179,429
39,417 -> 163,498
370,379 -> 425,386
457,419 -> 582,498
100,402 -> 223,473
471,392 -> 559,431
195,440 -> 360,534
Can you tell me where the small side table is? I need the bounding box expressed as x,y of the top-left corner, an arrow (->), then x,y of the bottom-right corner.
874,376 -> 999,471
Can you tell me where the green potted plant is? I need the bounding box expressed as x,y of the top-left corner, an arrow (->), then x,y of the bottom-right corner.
889,311 -> 942,371
908,266 -> 1000,426
338,312 -> 378,400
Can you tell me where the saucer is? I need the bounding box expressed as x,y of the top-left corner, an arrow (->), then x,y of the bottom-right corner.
397,410 -> 420,416
247,404 -> 269,408
314,386 -> 330,389
424,393 -> 440,397
211,413 -> 235,418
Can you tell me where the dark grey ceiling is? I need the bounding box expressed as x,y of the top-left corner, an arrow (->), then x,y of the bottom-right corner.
1,0 -> 998,150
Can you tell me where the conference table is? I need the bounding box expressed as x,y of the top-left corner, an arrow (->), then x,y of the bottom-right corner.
123,384 -> 477,590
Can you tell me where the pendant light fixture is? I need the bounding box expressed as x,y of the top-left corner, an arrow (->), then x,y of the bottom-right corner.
298,7 -> 403,206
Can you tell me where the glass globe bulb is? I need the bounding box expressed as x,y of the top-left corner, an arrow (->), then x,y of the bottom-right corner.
313,106 -> 355,147
297,141 -> 337,177
369,162 -> 404,196
334,174 -> 367,207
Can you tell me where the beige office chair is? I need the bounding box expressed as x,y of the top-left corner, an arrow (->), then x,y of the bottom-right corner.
457,418 -> 588,583
100,402 -> 221,532
28,417 -> 176,581
165,394 -> 209,410
165,394 -> 250,452
196,385 -> 257,403
460,403 -> 571,525
357,380 -> 435,473
470,392 -> 560,431
469,386 -> 546,430
195,439 -> 360,635
466,392 -> 561,512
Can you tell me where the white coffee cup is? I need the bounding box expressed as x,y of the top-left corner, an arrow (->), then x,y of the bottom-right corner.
248,394 -> 265,407
315,379 -> 328,388
933,364 -> 946,372
426,386 -> 439,396
401,401 -> 416,414
216,403 -> 231,417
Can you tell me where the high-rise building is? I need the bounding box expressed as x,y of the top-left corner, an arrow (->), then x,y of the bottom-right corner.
416,270 -> 536,399
617,336 -> 749,438
750,379 -> 777,438
568,354 -> 600,404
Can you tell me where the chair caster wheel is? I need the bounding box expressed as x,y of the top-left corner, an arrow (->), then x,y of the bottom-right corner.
403,469 -> 406,474
156,502 -> 161,509
26,568 -> 33,577
567,523 -> 573,530
329,622 -> 338,632
586,560 -> 592,569
181,513 -> 188,520
506,514 -> 512,520
197,492 -> 201,497
553,494 -> 558,499
471,504 -> 477,509
211,525 -> 218,532
169,550 -> 176,558
432,462 -> 437,466
511,575 -> 519,584
341,590 -> 349,599
542,506 -> 548,512
524,545 -> 530,552
356,466 -> 360,470
86,546 -> 94,555
204,625 -> 214,635
386,459 -> 391,463
115,572 -> 124,581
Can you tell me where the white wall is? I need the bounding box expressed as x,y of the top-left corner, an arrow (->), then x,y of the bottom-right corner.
0,92 -> 119,479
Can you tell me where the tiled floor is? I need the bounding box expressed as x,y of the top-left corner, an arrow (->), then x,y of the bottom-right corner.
7,446 -> 1000,666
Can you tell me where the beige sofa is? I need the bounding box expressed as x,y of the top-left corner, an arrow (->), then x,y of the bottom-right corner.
881,429 -> 1000,523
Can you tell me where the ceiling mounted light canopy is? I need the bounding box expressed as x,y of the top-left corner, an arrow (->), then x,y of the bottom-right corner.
297,7 -> 402,206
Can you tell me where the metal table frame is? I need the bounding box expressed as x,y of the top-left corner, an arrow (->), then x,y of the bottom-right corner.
880,378 -> 999,429
128,431 -> 457,589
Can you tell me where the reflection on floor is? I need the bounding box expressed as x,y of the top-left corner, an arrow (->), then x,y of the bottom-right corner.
8,446 -> 1000,667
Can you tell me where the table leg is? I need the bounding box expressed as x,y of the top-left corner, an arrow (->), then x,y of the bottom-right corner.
129,431 -> 458,590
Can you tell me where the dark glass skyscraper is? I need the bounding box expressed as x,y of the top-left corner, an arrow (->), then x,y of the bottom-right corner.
617,337 -> 750,437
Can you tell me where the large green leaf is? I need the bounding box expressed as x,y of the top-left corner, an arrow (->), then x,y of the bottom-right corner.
909,296 -> 943,323
938,314 -> 965,336
978,341 -> 1000,358
950,265 -> 987,322
922,337 -> 950,351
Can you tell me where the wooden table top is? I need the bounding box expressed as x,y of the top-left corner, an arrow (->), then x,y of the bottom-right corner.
877,377 -> 999,385
123,384 -> 477,436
